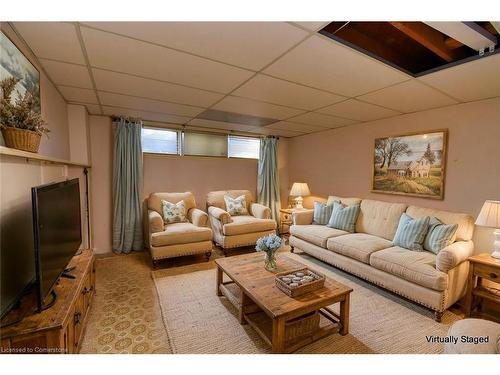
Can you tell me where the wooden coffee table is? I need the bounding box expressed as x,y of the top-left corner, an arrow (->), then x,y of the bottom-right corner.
215,252 -> 352,353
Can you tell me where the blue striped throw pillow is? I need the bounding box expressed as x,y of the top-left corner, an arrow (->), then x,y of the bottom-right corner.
424,217 -> 458,254
326,201 -> 360,233
393,213 -> 430,251
313,201 -> 334,225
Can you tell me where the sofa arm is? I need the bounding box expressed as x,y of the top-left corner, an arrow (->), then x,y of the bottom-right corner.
148,210 -> 164,233
208,206 -> 232,224
436,241 -> 474,272
188,208 -> 209,227
292,209 -> 314,225
250,203 -> 271,219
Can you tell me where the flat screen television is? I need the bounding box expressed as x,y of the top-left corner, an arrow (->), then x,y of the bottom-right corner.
31,178 -> 82,310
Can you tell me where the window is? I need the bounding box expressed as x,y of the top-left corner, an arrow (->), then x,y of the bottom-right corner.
141,127 -> 179,154
228,136 -> 260,159
183,132 -> 228,157
141,126 -> 261,160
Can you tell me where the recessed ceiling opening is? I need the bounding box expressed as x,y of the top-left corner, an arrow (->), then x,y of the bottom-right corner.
319,22 -> 499,76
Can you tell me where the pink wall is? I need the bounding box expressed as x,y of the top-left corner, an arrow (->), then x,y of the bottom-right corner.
144,155 -> 258,209
1,23 -> 69,160
288,97 -> 500,252
88,115 -> 113,254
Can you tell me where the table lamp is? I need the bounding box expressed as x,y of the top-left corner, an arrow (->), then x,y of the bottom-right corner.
289,182 -> 310,209
475,200 -> 500,259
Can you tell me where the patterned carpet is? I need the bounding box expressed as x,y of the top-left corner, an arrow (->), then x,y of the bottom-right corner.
79,252 -> 173,354
80,247 -> 462,354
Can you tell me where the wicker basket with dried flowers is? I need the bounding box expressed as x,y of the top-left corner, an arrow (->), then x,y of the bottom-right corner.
0,76 -> 49,153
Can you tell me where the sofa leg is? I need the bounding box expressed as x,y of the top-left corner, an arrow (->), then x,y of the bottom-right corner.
290,246 -> 294,253
152,259 -> 159,269
204,252 -> 211,261
434,311 -> 443,322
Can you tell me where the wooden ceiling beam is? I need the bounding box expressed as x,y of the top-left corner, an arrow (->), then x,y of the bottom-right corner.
390,22 -> 457,62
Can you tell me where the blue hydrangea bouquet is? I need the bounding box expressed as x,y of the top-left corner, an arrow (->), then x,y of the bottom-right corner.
255,233 -> 283,271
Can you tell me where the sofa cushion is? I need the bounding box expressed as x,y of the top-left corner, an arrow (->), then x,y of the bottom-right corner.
148,192 -> 196,216
222,215 -> 276,236
327,201 -> 360,233
406,205 -> 474,241
326,195 -> 362,206
327,233 -> 393,264
370,246 -> 448,291
206,190 -> 253,211
161,199 -> 187,224
290,225 -> 348,248
392,213 -> 430,251
424,217 -> 458,254
151,222 -> 212,247
356,199 -> 408,240
224,194 -> 248,216
313,201 -> 334,225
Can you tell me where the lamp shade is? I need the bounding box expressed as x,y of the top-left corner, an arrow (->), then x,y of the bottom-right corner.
475,200 -> 500,228
290,182 -> 310,197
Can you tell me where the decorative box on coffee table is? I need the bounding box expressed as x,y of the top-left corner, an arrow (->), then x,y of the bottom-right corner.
215,252 -> 352,353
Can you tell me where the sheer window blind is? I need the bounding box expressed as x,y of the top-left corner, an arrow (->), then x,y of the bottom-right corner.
183,132 -> 228,157
141,127 -> 180,154
228,135 -> 260,159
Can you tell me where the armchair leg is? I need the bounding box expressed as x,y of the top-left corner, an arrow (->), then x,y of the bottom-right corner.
290,246 -> 294,253
204,252 -> 211,261
152,259 -> 160,269
434,311 -> 443,322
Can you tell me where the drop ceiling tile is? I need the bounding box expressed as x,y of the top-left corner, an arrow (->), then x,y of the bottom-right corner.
188,118 -> 263,134
40,59 -> 93,88
357,80 -> 458,113
58,86 -> 98,104
418,54 -> 500,102
92,69 -> 223,108
212,96 -> 305,120
265,121 -> 324,133
98,92 -> 203,117
259,127 -> 304,138
264,35 -> 409,97
81,27 -> 253,93
82,22 -> 308,71
83,104 -> 102,115
101,106 -> 191,124
14,22 -> 85,64
232,74 -> 345,111
318,99 -> 401,121
289,112 -> 357,128
291,22 -> 329,32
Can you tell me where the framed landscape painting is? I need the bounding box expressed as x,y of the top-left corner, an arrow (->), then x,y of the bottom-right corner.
0,31 -> 40,113
372,130 -> 447,200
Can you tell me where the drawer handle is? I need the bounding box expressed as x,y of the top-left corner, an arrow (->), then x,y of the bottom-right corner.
489,272 -> 498,279
82,286 -> 94,295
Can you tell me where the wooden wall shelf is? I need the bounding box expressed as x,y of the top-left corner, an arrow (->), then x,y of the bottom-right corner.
0,146 -> 91,168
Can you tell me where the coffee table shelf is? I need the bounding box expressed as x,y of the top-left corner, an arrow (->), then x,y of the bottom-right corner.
215,253 -> 352,353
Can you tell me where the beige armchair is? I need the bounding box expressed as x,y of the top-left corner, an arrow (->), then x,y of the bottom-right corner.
145,192 -> 213,266
206,190 -> 277,255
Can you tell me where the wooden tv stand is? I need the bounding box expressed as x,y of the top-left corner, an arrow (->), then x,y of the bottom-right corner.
0,249 -> 95,354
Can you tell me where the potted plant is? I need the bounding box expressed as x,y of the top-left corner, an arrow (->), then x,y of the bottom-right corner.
0,76 -> 49,153
255,233 -> 283,271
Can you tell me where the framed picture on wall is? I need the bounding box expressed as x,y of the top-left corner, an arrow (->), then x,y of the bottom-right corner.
0,30 -> 40,113
371,129 -> 448,200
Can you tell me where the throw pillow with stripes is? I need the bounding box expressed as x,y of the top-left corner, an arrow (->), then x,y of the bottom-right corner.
424,217 -> 458,254
326,201 -> 360,233
393,213 -> 430,251
313,201 -> 334,225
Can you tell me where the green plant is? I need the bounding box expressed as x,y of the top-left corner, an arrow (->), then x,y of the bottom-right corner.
0,76 -> 49,136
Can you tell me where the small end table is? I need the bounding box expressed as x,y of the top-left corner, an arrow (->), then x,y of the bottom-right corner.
464,253 -> 500,322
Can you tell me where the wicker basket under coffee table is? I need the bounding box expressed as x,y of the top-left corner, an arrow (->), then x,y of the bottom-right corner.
215,252 -> 353,353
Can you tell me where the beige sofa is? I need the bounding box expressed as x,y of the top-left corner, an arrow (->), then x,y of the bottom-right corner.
145,192 -> 213,265
206,190 -> 276,255
289,196 -> 475,321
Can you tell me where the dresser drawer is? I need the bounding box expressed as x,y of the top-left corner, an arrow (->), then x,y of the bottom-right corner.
475,263 -> 500,283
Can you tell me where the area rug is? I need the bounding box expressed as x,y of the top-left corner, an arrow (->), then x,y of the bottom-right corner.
152,251 -> 461,354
